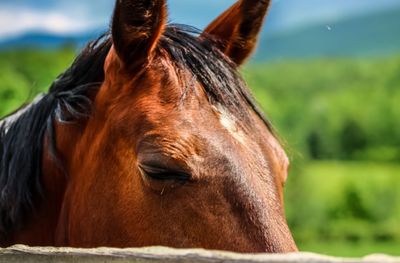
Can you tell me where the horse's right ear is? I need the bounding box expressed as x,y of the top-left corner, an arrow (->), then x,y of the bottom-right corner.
112,0 -> 167,70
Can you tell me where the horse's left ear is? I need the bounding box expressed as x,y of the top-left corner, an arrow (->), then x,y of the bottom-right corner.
112,0 -> 167,70
203,0 -> 271,66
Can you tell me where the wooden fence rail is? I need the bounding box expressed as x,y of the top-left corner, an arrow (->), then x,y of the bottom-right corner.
0,245 -> 399,263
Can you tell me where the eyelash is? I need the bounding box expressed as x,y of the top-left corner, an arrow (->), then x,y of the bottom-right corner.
139,164 -> 190,181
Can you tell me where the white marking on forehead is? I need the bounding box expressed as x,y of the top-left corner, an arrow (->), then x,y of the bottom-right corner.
212,105 -> 272,179
213,105 -> 247,145
0,93 -> 45,134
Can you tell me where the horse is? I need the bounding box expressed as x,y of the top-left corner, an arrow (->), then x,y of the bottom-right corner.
0,0 -> 297,252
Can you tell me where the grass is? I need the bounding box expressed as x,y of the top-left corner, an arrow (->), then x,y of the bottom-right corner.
286,161 -> 400,257
299,241 -> 400,257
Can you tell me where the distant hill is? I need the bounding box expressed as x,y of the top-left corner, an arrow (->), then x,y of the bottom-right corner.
0,31 -> 98,50
256,7 -> 400,61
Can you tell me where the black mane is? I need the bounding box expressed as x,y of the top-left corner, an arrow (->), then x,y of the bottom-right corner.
0,25 -> 270,236
0,35 -> 112,235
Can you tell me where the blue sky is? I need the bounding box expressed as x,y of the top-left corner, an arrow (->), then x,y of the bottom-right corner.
0,0 -> 400,39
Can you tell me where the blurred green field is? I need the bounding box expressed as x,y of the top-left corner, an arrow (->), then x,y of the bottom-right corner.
300,241 -> 400,257
0,48 -> 399,256
286,161 -> 400,256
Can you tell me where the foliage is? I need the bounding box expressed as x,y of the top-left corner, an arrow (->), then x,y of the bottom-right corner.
245,57 -> 400,161
0,48 -> 75,116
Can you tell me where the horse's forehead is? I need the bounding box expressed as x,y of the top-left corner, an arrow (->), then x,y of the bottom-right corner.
129,58 -> 281,169
139,83 -> 258,155
190,104 -> 285,183
156,105 -> 269,169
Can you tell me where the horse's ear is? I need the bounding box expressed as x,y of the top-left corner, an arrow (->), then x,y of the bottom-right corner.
203,0 -> 271,66
112,0 -> 167,70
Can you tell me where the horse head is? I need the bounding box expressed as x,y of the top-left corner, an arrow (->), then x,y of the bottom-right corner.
0,0 -> 297,252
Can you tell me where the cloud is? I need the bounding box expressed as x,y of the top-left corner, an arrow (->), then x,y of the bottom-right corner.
0,6 -> 106,39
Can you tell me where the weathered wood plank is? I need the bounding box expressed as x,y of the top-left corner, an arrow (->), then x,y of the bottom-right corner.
0,245 -> 398,263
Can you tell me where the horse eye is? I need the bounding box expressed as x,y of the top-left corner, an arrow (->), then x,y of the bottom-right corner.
139,164 -> 190,181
